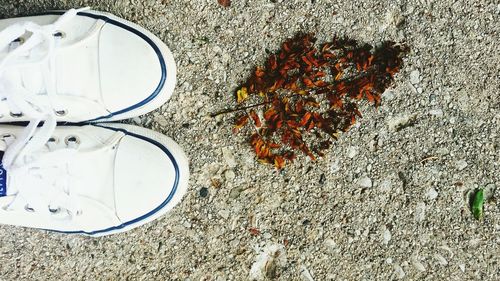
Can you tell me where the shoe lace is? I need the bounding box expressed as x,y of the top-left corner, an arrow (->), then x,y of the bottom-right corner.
0,7 -> 89,119
0,8 -> 89,219
4,144 -> 82,218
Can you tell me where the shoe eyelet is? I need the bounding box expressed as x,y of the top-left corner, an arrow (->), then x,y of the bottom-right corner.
11,37 -> 24,44
65,135 -> 80,145
1,133 -> 15,140
24,204 -> 35,212
47,136 -> 58,143
48,206 -> 60,214
10,112 -> 23,118
53,31 -> 66,38
55,109 -> 67,116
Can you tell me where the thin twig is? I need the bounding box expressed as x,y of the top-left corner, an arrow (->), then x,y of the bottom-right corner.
420,155 -> 439,164
210,67 -> 383,118
210,101 -> 271,117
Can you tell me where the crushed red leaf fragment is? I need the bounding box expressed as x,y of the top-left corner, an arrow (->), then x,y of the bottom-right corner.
227,33 -> 407,169
249,227 -> 261,236
217,0 -> 231,7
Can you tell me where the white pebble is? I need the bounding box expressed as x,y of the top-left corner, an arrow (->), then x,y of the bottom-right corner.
387,114 -> 417,132
379,180 -> 392,192
385,10 -> 404,26
412,259 -> 426,272
426,188 -> 438,200
224,170 -> 236,181
347,146 -> 358,158
433,253 -> 448,266
415,202 -> 426,222
429,109 -> 444,117
330,160 -> 341,173
459,264 -> 465,272
218,209 -> 230,220
410,70 -> 421,84
300,266 -> 315,281
382,227 -> 392,245
455,159 -> 468,171
222,147 -> 237,168
357,176 -> 373,188
324,239 -> 337,250
394,264 -> 405,279
230,238 -> 240,247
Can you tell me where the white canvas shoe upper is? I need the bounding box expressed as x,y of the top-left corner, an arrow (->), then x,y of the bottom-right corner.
0,8 -> 176,123
0,123 -> 189,236
0,8 -> 187,236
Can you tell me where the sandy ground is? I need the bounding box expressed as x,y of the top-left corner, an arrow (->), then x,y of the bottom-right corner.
0,0 -> 499,280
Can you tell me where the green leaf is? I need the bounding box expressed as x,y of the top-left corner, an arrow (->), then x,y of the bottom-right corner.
472,188 -> 485,220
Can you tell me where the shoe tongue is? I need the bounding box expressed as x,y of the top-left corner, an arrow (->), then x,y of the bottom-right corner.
0,151 -> 7,197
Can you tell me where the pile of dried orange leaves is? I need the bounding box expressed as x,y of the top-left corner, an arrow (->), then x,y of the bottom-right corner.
215,34 -> 407,168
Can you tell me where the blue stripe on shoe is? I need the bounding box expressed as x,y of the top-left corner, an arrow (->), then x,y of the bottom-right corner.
0,151 -> 6,197
42,11 -> 167,122
48,125 -> 180,236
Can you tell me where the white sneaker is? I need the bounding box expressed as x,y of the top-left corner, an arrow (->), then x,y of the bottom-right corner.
0,8 -> 176,123
0,123 -> 189,236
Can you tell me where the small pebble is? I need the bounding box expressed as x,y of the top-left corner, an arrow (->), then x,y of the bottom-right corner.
224,170 -> 236,181
429,109 -> 444,117
330,160 -> 341,172
379,180 -> 392,192
410,70 -> 421,84
318,173 -> 326,184
459,264 -> 465,272
324,239 -> 337,250
229,187 -> 242,199
433,253 -> 448,266
382,227 -> 392,245
131,117 -> 141,124
385,10 -> 404,27
411,257 -> 426,272
415,202 -> 426,222
484,183 -> 497,200
222,147 -> 237,168
387,114 -> 417,132
199,187 -> 209,198
300,266 -> 314,281
347,146 -> 358,158
394,264 -> 405,279
427,188 -> 438,200
218,209 -> 230,219
229,238 -> 240,247
357,176 -> 372,188
455,159 -> 468,171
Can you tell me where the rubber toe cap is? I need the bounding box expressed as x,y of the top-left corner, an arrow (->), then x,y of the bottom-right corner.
113,134 -> 180,223
98,23 -> 164,113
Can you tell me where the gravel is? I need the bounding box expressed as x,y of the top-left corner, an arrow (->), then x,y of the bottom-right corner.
0,0 -> 499,280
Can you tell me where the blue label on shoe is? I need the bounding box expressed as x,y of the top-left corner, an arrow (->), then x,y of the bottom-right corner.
0,151 -> 6,197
